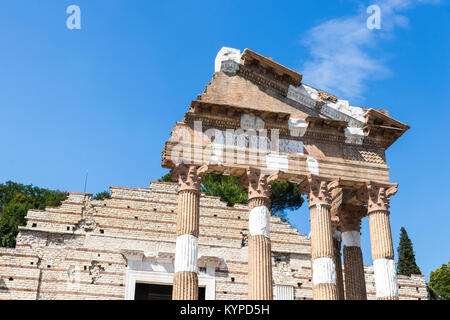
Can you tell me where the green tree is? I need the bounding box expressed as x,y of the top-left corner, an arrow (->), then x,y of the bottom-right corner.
269,180 -> 304,215
0,181 -> 66,210
94,191 -> 111,200
0,181 -> 67,248
397,227 -> 421,276
429,262 -> 450,300
158,173 -> 173,182
201,173 -> 248,207
159,173 -> 304,221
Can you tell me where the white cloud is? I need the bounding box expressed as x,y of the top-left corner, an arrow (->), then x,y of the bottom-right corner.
300,0 -> 440,101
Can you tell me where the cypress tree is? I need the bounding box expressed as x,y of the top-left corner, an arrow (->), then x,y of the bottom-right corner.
397,227 -> 421,276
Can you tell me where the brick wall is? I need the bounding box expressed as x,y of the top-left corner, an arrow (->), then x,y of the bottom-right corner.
0,181 -> 428,300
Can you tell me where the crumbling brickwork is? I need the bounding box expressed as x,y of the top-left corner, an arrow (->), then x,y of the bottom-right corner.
0,181 -> 428,300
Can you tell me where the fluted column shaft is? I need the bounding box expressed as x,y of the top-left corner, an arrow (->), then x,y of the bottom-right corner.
300,176 -> 340,300
240,168 -> 279,300
310,203 -> 338,300
342,229 -> 367,300
367,183 -> 399,300
333,232 -> 345,300
338,204 -> 367,300
248,197 -> 272,300
173,189 -> 200,300
172,164 -> 207,300
369,210 -> 398,300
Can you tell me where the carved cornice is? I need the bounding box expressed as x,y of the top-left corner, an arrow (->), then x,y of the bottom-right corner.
364,109 -> 410,149
187,100 -> 291,130
239,167 -> 280,201
171,164 -> 209,193
237,65 -> 289,97
241,49 -> 302,87
305,116 -> 347,132
120,250 -> 175,264
182,101 -> 403,151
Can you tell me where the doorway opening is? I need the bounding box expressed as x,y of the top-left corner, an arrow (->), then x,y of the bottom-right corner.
134,283 -> 206,300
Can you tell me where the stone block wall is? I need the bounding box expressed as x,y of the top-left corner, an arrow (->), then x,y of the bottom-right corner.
0,181 -> 428,300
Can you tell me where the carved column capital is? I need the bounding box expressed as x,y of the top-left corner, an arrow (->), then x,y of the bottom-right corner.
299,175 -> 339,208
172,164 -> 209,193
239,167 -> 280,201
364,182 -> 398,213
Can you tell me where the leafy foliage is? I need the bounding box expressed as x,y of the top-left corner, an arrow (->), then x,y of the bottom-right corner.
269,180 -> 304,216
94,191 -> 111,200
0,181 -> 67,248
159,172 -> 304,221
429,262 -> 450,300
397,227 -> 421,276
201,173 -> 248,207
158,173 -> 173,182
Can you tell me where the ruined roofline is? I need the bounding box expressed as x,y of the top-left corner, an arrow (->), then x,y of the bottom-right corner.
214,46 -> 403,127
241,48 -> 303,86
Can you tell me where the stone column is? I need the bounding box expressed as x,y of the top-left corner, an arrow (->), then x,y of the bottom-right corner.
367,183 -> 399,300
301,176 -> 339,300
340,205 -> 367,300
171,164 -> 208,300
240,168 -> 279,300
332,229 -> 345,300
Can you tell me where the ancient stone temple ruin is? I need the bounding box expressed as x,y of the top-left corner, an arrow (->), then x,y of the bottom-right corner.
0,47 -> 427,300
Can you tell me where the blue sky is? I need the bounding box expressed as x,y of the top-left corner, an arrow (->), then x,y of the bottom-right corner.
0,0 -> 448,280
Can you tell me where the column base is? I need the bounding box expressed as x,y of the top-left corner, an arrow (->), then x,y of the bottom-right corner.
172,271 -> 198,300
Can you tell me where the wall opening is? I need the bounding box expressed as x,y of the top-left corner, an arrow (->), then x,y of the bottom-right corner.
134,283 -> 205,300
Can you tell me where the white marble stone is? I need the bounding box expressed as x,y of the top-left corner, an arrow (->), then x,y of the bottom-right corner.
248,206 -> 270,238
306,156 -> 319,175
373,258 -> 399,298
249,206 -> 271,238
288,118 -> 308,137
215,47 -> 241,73
313,257 -> 336,285
174,235 -> 198,273
344,127 -> 365,145
342,231 -> 361,247
287,84 -> 318,109
266,153 -> 289,172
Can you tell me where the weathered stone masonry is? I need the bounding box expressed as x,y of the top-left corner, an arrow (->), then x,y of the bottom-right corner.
0,181 -> 427,300
0,46 -> 428,300
159,47 -> 420,300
